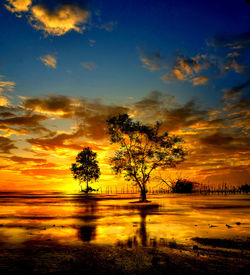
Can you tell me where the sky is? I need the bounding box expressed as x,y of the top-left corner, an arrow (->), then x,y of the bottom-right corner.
0,0 -> 249,192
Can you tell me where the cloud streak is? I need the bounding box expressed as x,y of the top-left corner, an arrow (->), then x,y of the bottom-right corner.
40,54 -> 57,68
0,136 -> 17,154
0,76 -> 16,93
81,61 -> 96,71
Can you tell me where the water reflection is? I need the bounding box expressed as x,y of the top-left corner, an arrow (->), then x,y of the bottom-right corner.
120,206 -> 151,248
138,208 -> 147,246
0,192 -> 249,251
77,198 -> 98,242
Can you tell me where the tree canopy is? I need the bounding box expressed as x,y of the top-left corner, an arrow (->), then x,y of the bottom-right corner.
71,147 -> 101,193
107,114 -> 185,202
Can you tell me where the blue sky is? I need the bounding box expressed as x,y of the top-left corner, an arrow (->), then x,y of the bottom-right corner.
0,0 -> 249,105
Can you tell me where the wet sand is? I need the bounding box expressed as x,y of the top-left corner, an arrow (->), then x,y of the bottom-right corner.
0,239 -> 249,274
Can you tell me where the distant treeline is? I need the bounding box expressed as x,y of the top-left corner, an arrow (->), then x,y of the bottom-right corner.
195,183 -> 250,194
94,182 -> 249,195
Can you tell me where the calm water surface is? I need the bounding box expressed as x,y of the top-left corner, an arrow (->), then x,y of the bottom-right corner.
0,192 -> 249,249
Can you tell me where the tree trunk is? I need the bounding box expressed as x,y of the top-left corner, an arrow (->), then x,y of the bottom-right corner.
79,182 -> 83,192
140,186 -> 147,202
86,181 -> 89,193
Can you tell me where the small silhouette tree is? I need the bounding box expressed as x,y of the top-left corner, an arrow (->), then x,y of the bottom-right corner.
107,114 -> 185,202
71,147 -> 101,193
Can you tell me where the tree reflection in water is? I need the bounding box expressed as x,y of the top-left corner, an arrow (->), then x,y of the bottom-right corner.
76,197 -> 98,243
138,208 -> 148,247
118,204 -> 160,248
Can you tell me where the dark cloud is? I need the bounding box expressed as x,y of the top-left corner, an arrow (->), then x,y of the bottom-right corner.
0,112 -> 51,135
200,132 -> 233,146
0,112 -> 15,118
0,114 -> 47,127
133,91 -> 174,110
0,136 -> 17,154
199,165 -> 250,186
211,31 -> 250,50
223,79 -> 250,100
23,95 -> 128,140
128,91 -> 177,124
27,129 -> 84,151
209,31 -> 250,75
0,106 -> 21,114
27,126 -> 104,151
199,132 -> 250,152
23,95 -> 73,117
231,95 -> 250,111
222,80 -> 250,114
162,100 -> 208,132
9,156 -> 47,164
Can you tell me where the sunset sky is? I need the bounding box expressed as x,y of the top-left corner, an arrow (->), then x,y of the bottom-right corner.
0,0 -> 249,191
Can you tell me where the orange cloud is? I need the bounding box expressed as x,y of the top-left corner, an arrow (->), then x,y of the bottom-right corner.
0,76 -> 16,107
21,168 -> 69,177
0,96 -> 9,107
140,53 -> 164,71
5,0 -> 32,13
160,55 -> 211,85
40,54 -> 57,69
0,76 -> 16,93
30,3 -> 90,36
225,59 -> 245,73
191,76 -> 209,86
0,90 -> 249,190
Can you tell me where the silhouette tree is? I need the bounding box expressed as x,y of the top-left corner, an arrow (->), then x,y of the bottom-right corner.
71,147 -> 101,193
159,175 -> 199,193
107,114 -> 185,202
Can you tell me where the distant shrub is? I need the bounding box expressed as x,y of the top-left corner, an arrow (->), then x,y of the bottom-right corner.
239,184 -> 250,193
171,179 -> 197,193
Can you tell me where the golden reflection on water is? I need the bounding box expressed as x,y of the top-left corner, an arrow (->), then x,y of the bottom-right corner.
0,192 -> 249,249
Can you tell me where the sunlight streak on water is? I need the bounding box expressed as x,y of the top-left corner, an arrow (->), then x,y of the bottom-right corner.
0,192 -> 249,250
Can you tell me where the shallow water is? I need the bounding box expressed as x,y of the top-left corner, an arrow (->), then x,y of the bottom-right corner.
0,192 -> 249,250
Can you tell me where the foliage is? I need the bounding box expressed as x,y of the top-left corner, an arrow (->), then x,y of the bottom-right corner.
107,114 -> 185,201
71,147 -> 101,193
239,184 -> 250,193
170,178 -> 197,193
160,176 -> 198,193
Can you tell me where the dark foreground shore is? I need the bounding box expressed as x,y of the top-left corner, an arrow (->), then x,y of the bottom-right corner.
0,240 -> 249,275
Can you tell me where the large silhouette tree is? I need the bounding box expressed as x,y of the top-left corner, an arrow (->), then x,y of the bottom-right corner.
107,114 -> 185,202
71,147 -> 101,193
